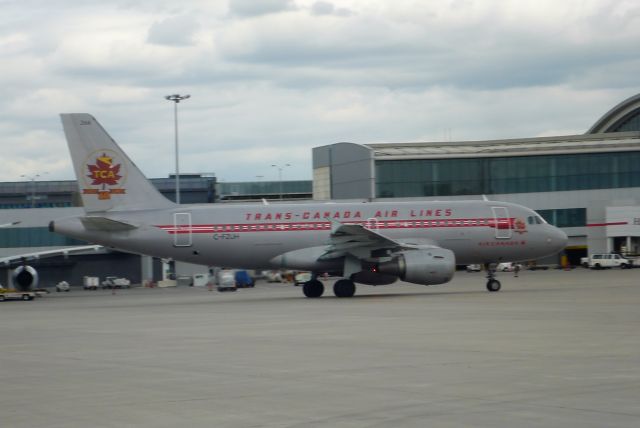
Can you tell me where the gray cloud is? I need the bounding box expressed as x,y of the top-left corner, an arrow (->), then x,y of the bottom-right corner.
147,14 -> 200,46
0,0 -> 639,183
228,0 -> 295,17
310,1 -> 354,17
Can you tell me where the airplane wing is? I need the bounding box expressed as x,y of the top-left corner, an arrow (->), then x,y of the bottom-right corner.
0,245 -> 104,266
320,220 -> 438,261
0,221 -> 21,228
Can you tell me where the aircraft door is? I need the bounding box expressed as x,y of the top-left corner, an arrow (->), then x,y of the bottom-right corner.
491,207 -> 512,239
173,212 -> 192,247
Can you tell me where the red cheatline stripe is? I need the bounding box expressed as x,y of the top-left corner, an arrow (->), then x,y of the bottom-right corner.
154,217 -> 519,234
587,221 -> 628,227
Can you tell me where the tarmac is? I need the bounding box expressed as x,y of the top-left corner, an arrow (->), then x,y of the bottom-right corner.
1,268 -> 639,428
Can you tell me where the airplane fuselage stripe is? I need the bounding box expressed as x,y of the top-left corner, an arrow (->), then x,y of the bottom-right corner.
154,217 -> 520,234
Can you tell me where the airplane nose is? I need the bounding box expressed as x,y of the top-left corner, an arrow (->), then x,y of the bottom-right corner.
548,227 -> 568,251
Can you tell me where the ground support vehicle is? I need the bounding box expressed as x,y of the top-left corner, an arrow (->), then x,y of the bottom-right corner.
217,270 -> 237,292
588,254 -> 633,269
235,270 -> 255,288
294,272 -> 312,286
83,276 -> 99,290
56,281 -> 70,292
497,262 -> 522,272
0,288 -> 36,301
264,270 -> 283,283
101,277 -> 131,289
192,274 -> 209,287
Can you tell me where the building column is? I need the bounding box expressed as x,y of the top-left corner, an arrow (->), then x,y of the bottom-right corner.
140,255 -> 154,286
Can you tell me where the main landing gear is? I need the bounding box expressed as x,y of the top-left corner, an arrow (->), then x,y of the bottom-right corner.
302,278 -> 356,298
333,279 -> 356,298
484,263 -> 501,292
302,279 -> 324,298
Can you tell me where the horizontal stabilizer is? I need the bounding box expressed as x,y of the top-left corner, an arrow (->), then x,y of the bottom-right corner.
81,217 -> 138,231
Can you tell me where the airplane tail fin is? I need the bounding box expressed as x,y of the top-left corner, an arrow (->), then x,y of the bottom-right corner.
60,113 -> 176,213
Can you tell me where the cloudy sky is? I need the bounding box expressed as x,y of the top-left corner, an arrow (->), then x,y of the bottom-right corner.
2,0 -> 640,183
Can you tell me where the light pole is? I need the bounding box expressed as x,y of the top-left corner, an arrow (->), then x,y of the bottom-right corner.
20,172 -> 47,208
164,94 -> 190,204
271,164 -> 290,200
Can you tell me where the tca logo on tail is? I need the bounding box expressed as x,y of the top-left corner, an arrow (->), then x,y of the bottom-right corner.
82,150 -> 127,200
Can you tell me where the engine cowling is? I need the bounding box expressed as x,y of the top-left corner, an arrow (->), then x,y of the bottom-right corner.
377,248 -> 455,285
12,265 -> 39,291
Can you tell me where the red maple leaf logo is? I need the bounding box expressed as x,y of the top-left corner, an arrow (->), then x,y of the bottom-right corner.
87,154 -> 122,186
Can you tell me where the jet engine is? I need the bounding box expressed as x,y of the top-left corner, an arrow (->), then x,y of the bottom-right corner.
377,248 -> 455,286
12,265 -> 39,291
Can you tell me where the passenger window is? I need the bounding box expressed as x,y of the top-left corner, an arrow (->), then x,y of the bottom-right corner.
527,216 -> 534,225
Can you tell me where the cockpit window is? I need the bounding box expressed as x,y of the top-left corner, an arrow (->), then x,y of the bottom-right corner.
527,215 -> 547,225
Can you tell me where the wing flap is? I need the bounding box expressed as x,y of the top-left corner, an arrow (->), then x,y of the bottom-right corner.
322,220 -> 439,261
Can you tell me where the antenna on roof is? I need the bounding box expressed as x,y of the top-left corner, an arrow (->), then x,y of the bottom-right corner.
482,195 -> 490,201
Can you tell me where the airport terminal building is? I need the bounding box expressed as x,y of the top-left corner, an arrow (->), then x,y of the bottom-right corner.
2,93 -> 640,286
313,93 -> 640,265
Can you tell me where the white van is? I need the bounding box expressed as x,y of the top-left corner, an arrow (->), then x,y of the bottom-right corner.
216,269 -> 237,292
588,254 -> 633,269
497,262 -> 522,272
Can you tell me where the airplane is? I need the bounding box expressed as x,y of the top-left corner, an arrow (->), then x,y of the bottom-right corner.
50,114 -> 568,298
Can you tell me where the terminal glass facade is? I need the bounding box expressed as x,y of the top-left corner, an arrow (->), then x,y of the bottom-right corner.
376,151 -> 640,198
217,180 -> 312,201
537,208 -> 586,228
0,227 -> 86,248
612,111 -> 640,132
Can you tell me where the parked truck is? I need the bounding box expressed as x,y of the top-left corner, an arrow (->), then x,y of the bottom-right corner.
101,276 -> 131,289
83,276 -> 100,290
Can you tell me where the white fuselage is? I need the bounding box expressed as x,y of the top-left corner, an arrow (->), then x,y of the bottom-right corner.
53,199 -> 567,270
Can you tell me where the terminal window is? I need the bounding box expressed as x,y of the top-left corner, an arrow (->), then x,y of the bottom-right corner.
375,151 -> 640,198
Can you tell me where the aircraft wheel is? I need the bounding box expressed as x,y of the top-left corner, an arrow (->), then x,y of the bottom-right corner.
0,295 -> 5,301
486,279 -> 501,292
303,280 -> 324,298
333,279 -> 356,298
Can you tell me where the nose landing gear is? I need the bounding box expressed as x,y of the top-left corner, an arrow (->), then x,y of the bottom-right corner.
484,263 -> 502,292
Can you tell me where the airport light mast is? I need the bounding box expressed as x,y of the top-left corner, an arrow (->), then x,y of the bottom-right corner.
164,94 -> 190,204
20,172 -> 47,208
271,163 -> 291,200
